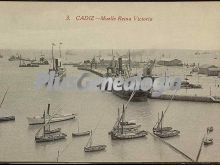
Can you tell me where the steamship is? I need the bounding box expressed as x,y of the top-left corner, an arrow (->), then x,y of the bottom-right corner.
106,51 -> 156,102
45,43 -> 66,86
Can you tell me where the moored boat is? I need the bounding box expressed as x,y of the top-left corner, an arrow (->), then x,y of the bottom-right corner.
84,145 -> 107,152
44,127 -> 61,134
72,119 -> 90,137
27,104 -> 76,125
203,138 -> 213,145
35,111 -> 67,143
84,130 -> 107,152
153,111 -> 180,138
35,132 -> 67,143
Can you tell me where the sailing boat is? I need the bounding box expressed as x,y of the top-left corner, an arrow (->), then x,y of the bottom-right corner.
72,119 -> 90,137
84,130 -> 106,152
0,88 -> 15,122
153,111 -> 180,138
35,111 -> 67,143
43,111 -> 62,134
153,88 -> 180,138
203,128 -> 213,146
110,105 -> 147,140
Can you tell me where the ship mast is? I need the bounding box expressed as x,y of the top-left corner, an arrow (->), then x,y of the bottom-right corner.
52,43 -> 55,70
59,42 -> 62,58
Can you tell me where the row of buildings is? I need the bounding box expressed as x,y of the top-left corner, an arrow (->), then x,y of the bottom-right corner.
198,64 -> 220,77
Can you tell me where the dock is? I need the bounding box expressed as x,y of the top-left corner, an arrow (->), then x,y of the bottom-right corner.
77,66 -> 220,103
77,67 -> 104,77
150,94 -> 220,103
148,131 -> 195,162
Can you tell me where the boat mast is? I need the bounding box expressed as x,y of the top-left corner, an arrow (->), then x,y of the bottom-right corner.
161,111 -> 163,132
121,105 -> 125,134
43,111 -> 46,137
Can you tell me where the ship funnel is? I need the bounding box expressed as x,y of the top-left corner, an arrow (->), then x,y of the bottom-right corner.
118,57 -> 122,73
55,59 -> 59,70
47,104 -> 50,115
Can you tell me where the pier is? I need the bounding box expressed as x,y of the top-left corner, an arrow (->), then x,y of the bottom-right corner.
150,94 -> 220,103
148,131 -> 195,162
77,66 -> 220,103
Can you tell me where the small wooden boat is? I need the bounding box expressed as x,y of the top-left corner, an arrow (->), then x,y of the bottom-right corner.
207,126 -> 213,132
153,129 -> 180,138
72,119 -> 90,137
44,127 -> 61,134
0,116 -> 15,122
110,105 -> 147,140
84,130 -> 106,152
35,133 -> 67,143
84,145 -> 107,152
204,138 -> 213,145
111,130 -> 147,140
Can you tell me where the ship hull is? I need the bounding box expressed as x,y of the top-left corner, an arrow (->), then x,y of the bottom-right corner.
112,90 -> 150,102
35,133 -> 67,143
111,130 -> 148,140
84,145 -> 107,152
72,131 -> 90,137
27,114 -> 76,125
0,116 -> 15,122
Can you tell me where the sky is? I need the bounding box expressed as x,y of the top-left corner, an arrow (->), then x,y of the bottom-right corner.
0,2 -> 220,50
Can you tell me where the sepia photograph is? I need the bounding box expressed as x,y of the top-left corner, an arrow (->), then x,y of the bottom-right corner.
0,1 -> 220,163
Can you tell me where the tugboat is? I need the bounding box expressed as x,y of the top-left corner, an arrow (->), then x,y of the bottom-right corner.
35,111 -> 67,143
72,118 -> 90,137
27,104 -> 76,125
0,88 -> 15,122
84,130 -> 107,152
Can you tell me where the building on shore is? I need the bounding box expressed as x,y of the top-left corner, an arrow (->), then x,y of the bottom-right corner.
198,64 -> 217,75
207,68 -> 220,76
157,58 -> 183,66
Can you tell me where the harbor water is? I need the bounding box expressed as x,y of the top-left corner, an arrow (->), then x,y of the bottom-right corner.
0,50 -> 220,162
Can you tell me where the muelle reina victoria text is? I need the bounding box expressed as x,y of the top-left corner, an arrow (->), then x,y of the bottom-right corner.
66,15 -> 153,22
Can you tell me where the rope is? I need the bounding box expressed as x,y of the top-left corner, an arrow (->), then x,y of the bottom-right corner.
0,87 -> 9,108
153,89 -> 178,129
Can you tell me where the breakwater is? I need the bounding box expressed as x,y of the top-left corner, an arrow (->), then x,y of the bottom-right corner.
150,94 -> 220,103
